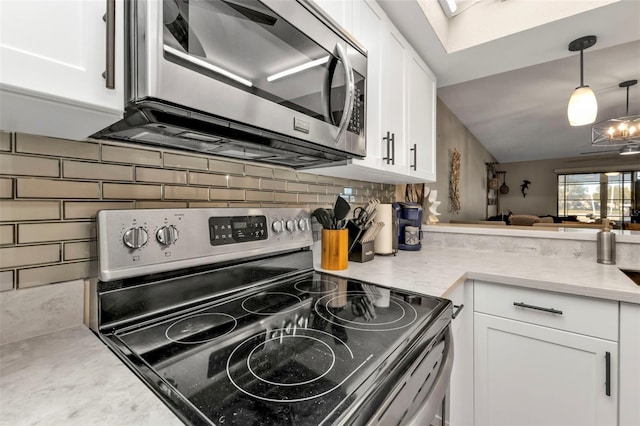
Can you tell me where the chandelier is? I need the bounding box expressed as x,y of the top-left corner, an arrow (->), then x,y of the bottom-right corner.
592,80 -> 640,146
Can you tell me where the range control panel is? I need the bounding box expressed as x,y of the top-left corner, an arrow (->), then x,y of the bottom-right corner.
209,216 -> 268,246
97,208 -> 313,281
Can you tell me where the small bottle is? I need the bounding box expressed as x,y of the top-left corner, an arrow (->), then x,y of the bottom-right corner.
597,219 -> 616,265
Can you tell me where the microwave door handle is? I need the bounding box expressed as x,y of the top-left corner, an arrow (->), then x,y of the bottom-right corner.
321,58 -> 336,125
334,43 -> 355,143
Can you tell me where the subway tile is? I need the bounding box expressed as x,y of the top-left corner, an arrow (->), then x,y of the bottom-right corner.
16,133 -> 100,160
297,173 -> 317,183
102,183 -> 162,199
164,186 -> 209,200
0,225 -> 14,245
246,191 -> 273,202
334,178 -> 350,187
228,203 -> 260,208
188,202 -> 228,208
210,189 -> 244,201
260,179 -> 286,191
327,186 -> 344,195
316,175 -> 334,184
0,201 -> 61,221
0,132 -> 10,152
319,194 -> 337,204
16,178 -> 99,199
308,184 -> 327,194
64,201 -> 134,219
287,182 -> 308,192
63,161 -> 133,181
164,153 -> 208,170
228,176 -> 259,189
189,172 -> 228,187
208,159 -> 244,175
0,153 -> 59,177
18,261 -> 95,288
245,165 -> 273,178
136,201 -> 188,209
102,144 -> 162,166
136,167 -> 187,184
274,193 -> 297,203
298,194 -> 318,203
0,271 -> 13,291
18,222 -> 94,244
273,169 -> 297,181
64,241 -> 95,261
262,203 -> 288,208
0,178 -> 12,198
0,244 -> 60,268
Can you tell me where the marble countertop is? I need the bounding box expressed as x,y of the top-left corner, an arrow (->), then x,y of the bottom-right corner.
2,244 -> 638,426
313,244 -> 640,303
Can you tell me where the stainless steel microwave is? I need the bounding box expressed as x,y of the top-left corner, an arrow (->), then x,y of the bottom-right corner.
93,0 -> 367,168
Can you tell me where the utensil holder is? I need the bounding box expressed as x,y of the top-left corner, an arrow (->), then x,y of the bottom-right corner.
321,229 -> 348,270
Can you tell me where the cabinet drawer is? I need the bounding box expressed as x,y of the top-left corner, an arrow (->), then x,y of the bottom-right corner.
474,281 -> 618,341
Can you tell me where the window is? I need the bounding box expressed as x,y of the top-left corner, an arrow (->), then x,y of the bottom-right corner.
557,171 -> 639,225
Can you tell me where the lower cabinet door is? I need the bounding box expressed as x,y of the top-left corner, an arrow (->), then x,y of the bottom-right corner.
474,312 -> 617,426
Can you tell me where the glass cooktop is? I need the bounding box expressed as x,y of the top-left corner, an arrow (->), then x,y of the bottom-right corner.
107,272 -> 447,425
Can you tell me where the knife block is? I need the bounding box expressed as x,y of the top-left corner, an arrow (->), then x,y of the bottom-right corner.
321,229 -> 348,270
349,240 -> 375,263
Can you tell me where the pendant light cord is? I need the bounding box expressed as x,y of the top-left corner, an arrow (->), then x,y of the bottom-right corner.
579,48 -> 584,87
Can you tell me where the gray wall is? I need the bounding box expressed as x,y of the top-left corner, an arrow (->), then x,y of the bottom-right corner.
497,156 -> 640,216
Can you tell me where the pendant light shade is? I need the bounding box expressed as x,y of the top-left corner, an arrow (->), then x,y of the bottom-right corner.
567,36 -> 598,126
568,86 -> 598,126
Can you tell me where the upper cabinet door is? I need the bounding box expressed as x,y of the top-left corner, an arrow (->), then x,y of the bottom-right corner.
406,52 -> 437,182
312,0 -> 353,30
0,0 -> 124,139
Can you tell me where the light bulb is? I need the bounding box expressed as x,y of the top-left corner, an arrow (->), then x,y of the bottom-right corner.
568,86 -> 598,126
619,122 -> 628,131
630,126 -> 637,135
607,127 -> 615,136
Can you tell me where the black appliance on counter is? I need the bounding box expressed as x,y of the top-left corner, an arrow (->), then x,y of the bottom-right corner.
89,208 -> 452,425
398,202 -> 423,251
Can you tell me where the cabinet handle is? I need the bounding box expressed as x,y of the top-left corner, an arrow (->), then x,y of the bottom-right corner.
103,0 -> 116,89
605,351 -> 611,397
383,132 -> 391,164
410,143 -> 417,170
452,303 -> 464,319
513,302 -> 563,315
390,132 -> 395,165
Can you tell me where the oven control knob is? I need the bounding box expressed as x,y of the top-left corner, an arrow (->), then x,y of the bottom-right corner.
156,225 -> 179,246
272,220 -> 283,234
123,227 -> 149,249
286,219 -> 296,233
298,218 -> 308,231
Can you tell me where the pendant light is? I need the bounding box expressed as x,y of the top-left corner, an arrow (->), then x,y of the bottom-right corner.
592,80 -> 640,150
567,35 -> 598,126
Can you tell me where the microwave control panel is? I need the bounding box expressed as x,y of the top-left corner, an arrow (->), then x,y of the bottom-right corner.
348,81 -> 365,135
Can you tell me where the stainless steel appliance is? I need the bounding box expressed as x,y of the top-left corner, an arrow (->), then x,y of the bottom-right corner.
92,0 -> 367,168
89,207 -> 452,425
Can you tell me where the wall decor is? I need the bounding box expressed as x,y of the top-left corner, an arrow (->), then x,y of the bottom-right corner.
521,180 -> 531,197
449,148 -> 461,213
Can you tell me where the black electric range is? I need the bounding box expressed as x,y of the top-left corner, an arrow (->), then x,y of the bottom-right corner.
90,208 -> 452,425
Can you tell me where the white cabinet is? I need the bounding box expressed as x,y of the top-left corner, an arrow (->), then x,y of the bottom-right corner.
0,0 -> 124,140
312,0 -> 352,29
406,51 -> 437,182
447,281 -> 474,426
619,302 -> 640,426
308,0 -> 436,184
473,281 -> 618,426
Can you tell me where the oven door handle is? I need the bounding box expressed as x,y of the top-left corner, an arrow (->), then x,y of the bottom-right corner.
334,42 -> 355,144
405,326 -> 454,425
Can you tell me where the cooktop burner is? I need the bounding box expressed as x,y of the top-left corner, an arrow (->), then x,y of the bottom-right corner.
165,313 -> 237,345
293,278 -> 339,294
242,292 -> 303,315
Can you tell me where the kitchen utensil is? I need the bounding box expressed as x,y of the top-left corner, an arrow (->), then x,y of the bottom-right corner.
500,172 -> 510,194
313,208 -> 333,229
333,196 -> 351,228
321,229 -> 348,270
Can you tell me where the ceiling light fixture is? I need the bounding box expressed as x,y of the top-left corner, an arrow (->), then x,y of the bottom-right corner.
438,0 -> 457,16
592,80 -> 640,150
619,144 -> 640,156
567,35 -> 598,126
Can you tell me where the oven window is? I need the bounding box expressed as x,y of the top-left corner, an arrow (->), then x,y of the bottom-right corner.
161,0 -> 363,127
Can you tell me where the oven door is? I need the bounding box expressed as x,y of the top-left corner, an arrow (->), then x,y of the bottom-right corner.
371,325 -> 454,426
132,0 -> 366,155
